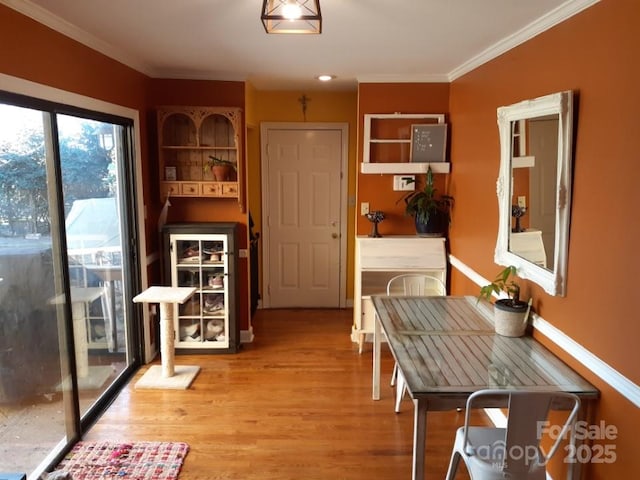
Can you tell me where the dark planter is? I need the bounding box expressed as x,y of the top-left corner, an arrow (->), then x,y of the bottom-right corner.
494,298 -> 529,313
415,210 -> 449,237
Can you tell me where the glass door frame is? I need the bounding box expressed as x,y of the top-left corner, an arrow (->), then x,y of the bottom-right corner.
0,72 -> 151,476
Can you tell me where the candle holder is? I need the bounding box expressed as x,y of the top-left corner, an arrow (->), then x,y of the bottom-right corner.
365,210 -> 385,238
511,205 -> 527,233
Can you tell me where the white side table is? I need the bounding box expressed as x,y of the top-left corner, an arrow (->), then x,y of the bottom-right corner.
85,264 -> 122,352
50,287 -> 104,378
133,286 -> 200,389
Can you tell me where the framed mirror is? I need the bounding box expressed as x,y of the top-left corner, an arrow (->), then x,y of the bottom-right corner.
495,91 -> 574,296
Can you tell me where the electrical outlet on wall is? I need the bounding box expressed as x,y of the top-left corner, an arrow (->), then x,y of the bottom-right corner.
393,175 -> 415,191
361,202 -> 370,215
518,196 -> 527,208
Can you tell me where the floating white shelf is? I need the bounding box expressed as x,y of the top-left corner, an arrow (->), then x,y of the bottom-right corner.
512,155 -> 535,168
362,113 -> 449,175
360,162 -> 450,174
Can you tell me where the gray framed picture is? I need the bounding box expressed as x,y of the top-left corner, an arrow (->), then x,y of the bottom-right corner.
410,124 -> 447,163
165,166 -> 177,181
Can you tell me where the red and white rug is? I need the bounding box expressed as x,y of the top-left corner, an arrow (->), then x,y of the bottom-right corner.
53,441 -> 189,479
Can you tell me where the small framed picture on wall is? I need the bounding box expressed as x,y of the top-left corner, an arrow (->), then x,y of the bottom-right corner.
165,166 -> 177,181
410,124 -> 447,163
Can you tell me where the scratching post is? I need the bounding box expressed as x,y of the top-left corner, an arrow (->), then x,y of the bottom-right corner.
159,302 -> 175,377
133,286 -> 200,389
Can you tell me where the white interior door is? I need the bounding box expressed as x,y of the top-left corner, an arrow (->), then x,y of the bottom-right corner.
528,118 -> 558,266
261,124 -> 347,308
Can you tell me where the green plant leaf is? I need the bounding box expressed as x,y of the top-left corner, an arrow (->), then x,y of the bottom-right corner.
478,265 -> 521,304
396,166 -> 453,225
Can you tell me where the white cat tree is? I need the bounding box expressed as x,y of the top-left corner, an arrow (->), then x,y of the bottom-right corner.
133,286 -> 200,389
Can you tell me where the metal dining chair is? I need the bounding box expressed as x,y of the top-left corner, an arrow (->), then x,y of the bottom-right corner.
385,273 -> 446,413
445,389 -> 581,480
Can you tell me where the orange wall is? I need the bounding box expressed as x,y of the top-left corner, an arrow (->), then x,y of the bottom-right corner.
448,1 -> 639,478
245,88 -> 358,299
0,6 -> 147,108
356,83 -> 451,236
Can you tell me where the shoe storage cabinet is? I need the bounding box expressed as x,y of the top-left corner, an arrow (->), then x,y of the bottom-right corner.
163,222 -> 240,354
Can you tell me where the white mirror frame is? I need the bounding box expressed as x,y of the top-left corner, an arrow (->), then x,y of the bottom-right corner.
495,91 -> 573,296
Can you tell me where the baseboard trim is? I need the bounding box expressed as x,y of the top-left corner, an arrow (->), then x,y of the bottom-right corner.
241,327 -> 254,344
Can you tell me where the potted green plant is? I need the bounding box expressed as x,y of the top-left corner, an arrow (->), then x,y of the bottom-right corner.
478,265 -> 532,337
205,156 -> 237,181
397,166 -> 454,237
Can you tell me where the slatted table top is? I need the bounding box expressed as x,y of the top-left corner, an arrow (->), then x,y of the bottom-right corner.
372,296 -> 599,405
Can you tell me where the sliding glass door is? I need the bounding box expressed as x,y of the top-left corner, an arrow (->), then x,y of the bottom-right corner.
0,96 -> 142,475
57,114 -> 133,418
0,103 -> 74,474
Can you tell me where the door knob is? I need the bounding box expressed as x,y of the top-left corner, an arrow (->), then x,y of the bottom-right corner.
332,233 -> 339,239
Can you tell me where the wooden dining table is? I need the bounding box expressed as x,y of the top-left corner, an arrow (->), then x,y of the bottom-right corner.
371,295 -> 599,480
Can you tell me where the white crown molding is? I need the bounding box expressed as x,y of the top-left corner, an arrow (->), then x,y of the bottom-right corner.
153,70 -> 248,82
448,0 -> 601,81
3,0 -> 600,86
449,254 -> 640,408
357,73 -> 450,84
0,0 -> 154,76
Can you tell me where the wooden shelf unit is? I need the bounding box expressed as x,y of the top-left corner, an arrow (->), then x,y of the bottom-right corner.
157,106 -> 244,209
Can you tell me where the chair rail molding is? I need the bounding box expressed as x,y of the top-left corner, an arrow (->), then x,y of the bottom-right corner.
449,254 -> 640,408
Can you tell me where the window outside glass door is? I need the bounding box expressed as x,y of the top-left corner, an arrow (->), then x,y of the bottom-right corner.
0,100 -> 141,475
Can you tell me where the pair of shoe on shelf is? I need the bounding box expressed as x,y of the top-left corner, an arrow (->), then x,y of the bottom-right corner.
203,294 -> 224,313
179,322 -> 200,342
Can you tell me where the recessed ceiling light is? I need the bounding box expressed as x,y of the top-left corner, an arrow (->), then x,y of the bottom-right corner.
316,75 -> 336,82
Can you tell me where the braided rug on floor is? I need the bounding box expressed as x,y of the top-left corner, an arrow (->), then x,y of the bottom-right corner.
52,441 -> 189,479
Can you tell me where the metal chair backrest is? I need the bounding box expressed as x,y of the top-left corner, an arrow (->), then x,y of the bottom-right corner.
385,274 -> 447,413
462,389 -> 581,473
386,274 -> 446,297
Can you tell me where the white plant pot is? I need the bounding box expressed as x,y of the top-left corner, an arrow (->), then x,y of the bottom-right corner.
493,299 -> 529,337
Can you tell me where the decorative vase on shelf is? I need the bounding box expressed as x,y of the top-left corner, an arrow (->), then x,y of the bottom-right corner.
365,210 -> 385,238
511,204 -> 526,233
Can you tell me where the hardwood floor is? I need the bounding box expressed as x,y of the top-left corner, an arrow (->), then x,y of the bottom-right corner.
86,308 -> 478,479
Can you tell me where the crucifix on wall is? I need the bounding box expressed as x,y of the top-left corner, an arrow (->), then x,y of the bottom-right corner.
298,94 -> 311,121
